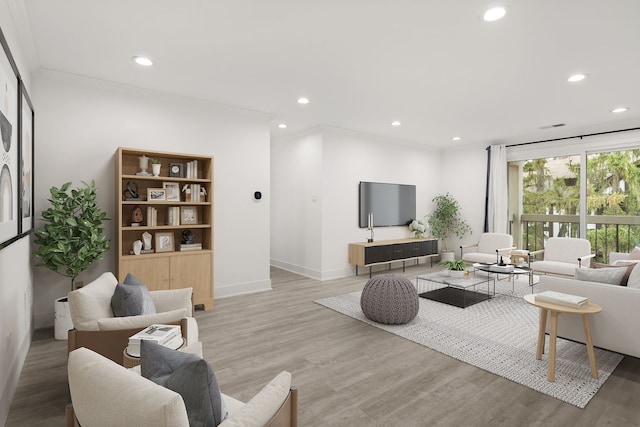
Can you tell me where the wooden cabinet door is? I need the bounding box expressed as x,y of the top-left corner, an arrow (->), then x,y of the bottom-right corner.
170,253 -> 213,309
119,256 -> 171,291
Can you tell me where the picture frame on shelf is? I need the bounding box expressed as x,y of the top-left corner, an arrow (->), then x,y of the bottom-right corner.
155,232 -> 174,253
163,182 -> 180,201
147,188 -> 166,201
181,206 -> 198,225
169,162 -> 184,178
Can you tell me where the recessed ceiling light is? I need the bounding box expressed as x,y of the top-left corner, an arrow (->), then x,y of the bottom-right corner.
483,6 -> 506,21
391,121 -> 402,127
568,73 -> 586,83
132,56 -> 153,66
297,97 -> 309,104
452,136 -> 461,141
278,123 -> 287,128
612,107 -> 629,113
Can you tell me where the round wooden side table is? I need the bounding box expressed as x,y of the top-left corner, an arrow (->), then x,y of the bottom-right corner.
524,294 -> 602,382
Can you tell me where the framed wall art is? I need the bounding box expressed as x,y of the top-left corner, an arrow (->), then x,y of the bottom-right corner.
0,26 -> 20,249
18,82 -> 34,235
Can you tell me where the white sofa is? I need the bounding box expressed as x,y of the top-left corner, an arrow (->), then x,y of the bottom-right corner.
539,271 -> 640,358
67,272 -> 200,363
66,347 -> 298,427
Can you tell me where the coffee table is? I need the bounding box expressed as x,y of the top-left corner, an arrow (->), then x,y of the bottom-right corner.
472,263 -> 534,293
416,271 -> 495,308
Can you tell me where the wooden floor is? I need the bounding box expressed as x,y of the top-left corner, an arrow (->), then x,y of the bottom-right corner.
7,265 -> 640,426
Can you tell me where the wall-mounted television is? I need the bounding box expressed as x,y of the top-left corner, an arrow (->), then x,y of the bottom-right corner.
359,181 -> 416,228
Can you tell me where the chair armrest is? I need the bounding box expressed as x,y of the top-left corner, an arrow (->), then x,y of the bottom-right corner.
460,242 -> 479,257
496,246 -> 517,254
578,253 -> 596,267
69,318 -> 193,365
150,288 -> 193,316
528,249 -> 544,260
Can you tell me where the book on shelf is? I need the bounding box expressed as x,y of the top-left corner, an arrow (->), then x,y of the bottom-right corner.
535,290 -> 589,308
126,324 -> 183,357
178,243 -> 202,251
128,248 -> 154,255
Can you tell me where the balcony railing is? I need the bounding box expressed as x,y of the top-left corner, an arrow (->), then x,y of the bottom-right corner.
515,214 -> 640,263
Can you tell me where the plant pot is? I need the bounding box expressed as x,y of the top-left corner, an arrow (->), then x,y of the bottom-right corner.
54,296 -> 74,340
152,163 -> 161,177
440,251 -> 455,261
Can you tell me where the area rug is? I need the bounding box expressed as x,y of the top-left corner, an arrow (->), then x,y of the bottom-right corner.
314,278 -> 623,408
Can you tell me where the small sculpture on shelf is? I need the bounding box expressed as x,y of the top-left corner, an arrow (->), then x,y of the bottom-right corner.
130,205 -> 143,226
132,240 -> 143,255
182,229 -> 195,244
142,231 -> 152,251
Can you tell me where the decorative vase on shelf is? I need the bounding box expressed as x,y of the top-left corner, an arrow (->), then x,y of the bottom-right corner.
414,232 -> 424,238
137,155 -> 151,176
151,162 -> 161,177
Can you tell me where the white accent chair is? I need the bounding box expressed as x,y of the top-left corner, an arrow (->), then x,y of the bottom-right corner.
66,347 -> 299,427
528,237 -> 594,277
460,233 -> 515,265
67,272 -> 200,364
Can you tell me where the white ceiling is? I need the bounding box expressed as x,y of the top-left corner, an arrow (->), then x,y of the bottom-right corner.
10,0 -> 640,148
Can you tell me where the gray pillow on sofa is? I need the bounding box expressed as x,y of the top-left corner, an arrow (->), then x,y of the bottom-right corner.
111,273 -> 157,316
140,340 -> 227,427
574,267 -> 627,286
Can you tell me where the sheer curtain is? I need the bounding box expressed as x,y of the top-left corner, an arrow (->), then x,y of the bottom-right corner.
487,144 -> 508,233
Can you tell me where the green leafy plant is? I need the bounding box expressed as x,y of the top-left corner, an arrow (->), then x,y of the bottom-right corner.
440,259 -> 466,271
150,158 -> 161,164
34,180 -> 110,291
427,193 -> 471,252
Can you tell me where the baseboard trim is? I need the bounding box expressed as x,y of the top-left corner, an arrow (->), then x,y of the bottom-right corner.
214,279 -> 272,299
270,259 -> 352,281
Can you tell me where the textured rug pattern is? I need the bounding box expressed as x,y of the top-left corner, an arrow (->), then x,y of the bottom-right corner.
315,278 -> 623,408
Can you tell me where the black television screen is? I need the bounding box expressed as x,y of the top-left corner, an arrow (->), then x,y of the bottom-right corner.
359,181 -> 416,228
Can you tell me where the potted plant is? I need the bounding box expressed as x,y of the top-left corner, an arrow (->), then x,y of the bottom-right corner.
440,259 -> 467,278
34,180 -> 110,340
427,193 -> 471,261
150,158 -> 161,176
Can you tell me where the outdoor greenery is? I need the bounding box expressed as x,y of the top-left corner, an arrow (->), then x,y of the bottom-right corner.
427,193 -> 471,252
34,181 -> 110,291
520,149 -> 640,260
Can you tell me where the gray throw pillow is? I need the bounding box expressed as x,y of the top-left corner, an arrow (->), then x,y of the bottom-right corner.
140,340 -> 227,427
574,267 -> 626,286
110,273 -> 157,317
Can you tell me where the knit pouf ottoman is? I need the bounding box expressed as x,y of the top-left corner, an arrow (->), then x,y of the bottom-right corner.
360,274 -> 419,325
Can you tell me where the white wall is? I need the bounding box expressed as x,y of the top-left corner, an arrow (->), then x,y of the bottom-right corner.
271,127 -> 442,280
270,131 -> 323,278
441,144 -> 489,251
0,1 -> 34,424
31,69 -> 273,326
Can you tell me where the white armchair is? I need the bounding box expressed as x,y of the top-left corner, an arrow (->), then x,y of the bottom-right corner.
66,347 -> 299,427
460,233 -> 515,265
67,272 -> 200,364
528,237 -> 594,277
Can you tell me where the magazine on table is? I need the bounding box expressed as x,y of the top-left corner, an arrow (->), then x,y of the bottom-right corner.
127,324 -> 183,357
535,290 -> 588,308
